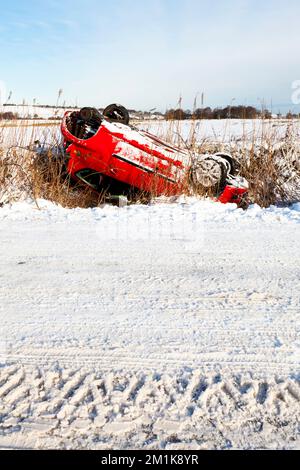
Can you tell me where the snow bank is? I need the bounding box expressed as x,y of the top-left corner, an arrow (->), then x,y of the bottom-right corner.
1,197 -> 300,227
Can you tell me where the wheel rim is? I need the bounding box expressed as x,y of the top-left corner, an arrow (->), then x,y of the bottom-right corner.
191,158 -> 223,188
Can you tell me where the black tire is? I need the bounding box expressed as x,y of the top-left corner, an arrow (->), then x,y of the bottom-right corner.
103,104 -> 130,125
79,107 -> 102,123
214,153 -> 240,175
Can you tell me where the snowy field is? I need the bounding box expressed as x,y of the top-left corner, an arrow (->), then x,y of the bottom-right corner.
1,103 -> 299,143
0,198 -> 300,449
137,118 -> 300,145
1,117 -> 300,148
1,105 -> 74,120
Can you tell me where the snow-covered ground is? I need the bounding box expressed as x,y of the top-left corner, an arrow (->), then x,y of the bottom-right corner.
0,121 -> 59,148
0,198 -> 300,449
137,118 -> 300,144
1,117 -> 300,148
1,105 -> 75,120
1,103 -> 299,142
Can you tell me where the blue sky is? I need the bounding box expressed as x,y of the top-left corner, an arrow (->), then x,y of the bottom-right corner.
0,0 -> 299,112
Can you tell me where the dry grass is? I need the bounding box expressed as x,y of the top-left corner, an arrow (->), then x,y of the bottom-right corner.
0,145 -> 106,209
236,141 -> 300,207
0,117 -> 299,209
0,120 -> 106,208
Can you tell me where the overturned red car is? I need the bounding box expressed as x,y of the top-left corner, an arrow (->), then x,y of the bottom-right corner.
61,104 -> 248,204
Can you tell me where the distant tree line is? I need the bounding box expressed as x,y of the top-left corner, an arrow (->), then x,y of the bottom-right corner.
0,111 -> 19,120
1,104 -> 299,120
286,111 -> 300,119
165,106 -> 274,120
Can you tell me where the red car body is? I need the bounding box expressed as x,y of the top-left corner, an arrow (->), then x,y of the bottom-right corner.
61,110 -> 248,204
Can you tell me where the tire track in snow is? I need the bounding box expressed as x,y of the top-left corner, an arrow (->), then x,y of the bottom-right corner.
0,365 -> 299,449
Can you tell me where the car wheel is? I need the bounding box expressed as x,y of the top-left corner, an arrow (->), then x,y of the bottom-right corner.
103,104 -> 130,125
79,107 -> 102,123
190,156 -> 227,191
